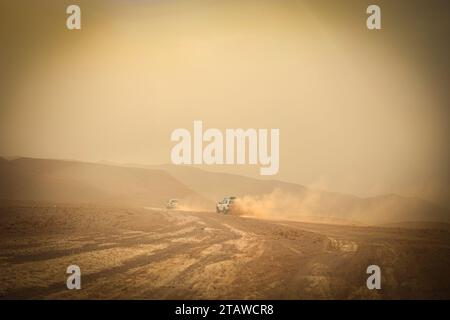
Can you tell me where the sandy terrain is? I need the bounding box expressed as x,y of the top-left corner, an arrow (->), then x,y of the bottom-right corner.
0,202 -> 449,299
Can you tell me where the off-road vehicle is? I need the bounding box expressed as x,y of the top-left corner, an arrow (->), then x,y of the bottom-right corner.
216,196 -> 237,214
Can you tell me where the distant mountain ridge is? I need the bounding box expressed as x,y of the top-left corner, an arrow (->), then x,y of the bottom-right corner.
0,157 -> 448,224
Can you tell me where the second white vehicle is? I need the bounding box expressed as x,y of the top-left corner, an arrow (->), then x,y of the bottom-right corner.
166,199 -> 179,209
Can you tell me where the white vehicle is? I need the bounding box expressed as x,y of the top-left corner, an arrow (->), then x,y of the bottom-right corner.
166,199 -> 179,209
216,196 -> 237,214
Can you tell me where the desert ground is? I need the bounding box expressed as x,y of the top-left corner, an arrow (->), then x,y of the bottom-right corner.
0,201 -> 449,300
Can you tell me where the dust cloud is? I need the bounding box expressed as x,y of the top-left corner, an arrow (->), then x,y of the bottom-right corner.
234,188 -> 332,223
233,188 -> 450,225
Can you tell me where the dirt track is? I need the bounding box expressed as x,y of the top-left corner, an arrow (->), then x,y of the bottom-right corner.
0,204 -> 449,299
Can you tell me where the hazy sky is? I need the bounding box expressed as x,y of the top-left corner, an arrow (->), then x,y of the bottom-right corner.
0,0 -> 448,206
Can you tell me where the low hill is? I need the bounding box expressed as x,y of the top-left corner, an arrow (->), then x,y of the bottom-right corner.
0,158 -> 207,207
